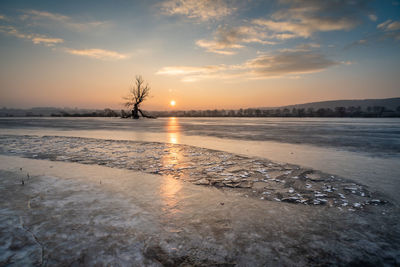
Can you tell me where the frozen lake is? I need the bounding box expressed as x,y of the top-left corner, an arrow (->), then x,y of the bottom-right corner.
1,156 -> 399,265
1,117 -> 399,203
1,117 -> 400,265
1,117 -> 399,155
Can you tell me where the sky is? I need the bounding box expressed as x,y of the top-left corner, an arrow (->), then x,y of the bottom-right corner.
0,0 -> 399,110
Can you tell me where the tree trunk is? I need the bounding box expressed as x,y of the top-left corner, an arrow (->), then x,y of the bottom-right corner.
132,104 -> 139,119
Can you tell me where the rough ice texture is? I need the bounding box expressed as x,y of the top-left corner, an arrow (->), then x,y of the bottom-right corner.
0,135 -> 388,210
0,157 -> 399,266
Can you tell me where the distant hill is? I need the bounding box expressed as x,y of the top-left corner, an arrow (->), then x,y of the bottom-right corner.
265,97 -> 400,111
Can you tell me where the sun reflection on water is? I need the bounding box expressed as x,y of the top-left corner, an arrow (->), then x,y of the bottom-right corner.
169,132 -> 178,144
160,117 -> 183,215
166,117 -> 180,144
160,175 -> 182,215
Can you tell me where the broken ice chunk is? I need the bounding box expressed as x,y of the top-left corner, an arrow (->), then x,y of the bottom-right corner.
206,166 -> 224,172
314,192 -> 327,198
177,166 -> 196,171
323,185 -> 333,193
256,168 -> 267,174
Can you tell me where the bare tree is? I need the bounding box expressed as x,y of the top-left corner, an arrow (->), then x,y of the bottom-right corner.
123,75 -> 154,119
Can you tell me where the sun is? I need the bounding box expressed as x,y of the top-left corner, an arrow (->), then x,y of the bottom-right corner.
170,100 -> 176,107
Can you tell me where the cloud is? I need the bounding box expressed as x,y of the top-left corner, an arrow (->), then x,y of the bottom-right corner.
64,48 -> 129,60
196,25 -> 276,55
252,0 -> 369,40
245,49 -> 338,77
156,63 -> 254,81
0,10 -> 132,61
347,18 -> 400,48
378,20 -> 400,31
196,39 -> 243,55
157,65 -> 227,75
368,14 -> 378,22
295,43 -> 321,50
157,65 -> 232,82
253,18 -> 355,39
157,48 -> 339,81
0,25 -> 63,46
0,11 -> 126,60
376,19 -> 400,40
160,0 -> 235,21
195,0 -> 370,55
31,36 -> 64,45
346,18 -> 400,48
20,10 -> 109,31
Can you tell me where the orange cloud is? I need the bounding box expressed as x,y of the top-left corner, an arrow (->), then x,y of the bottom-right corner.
64,48 -> 130,60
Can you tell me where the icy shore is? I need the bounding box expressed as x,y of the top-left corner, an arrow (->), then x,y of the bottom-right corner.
1,156 -> 399,266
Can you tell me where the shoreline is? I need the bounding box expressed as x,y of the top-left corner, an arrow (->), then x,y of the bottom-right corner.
1,155 -> 399,265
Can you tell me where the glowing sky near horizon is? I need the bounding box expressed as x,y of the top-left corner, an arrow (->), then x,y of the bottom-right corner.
0,0 -> 399,110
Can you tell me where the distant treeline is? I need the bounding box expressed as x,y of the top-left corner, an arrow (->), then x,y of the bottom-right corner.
54,105 -> 400,118
152,106 -> 400,118
50,108 -> 121,117
1,106 -> 400,118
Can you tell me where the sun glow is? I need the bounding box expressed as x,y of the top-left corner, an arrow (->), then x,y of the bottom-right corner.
170,100 -> 176,106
